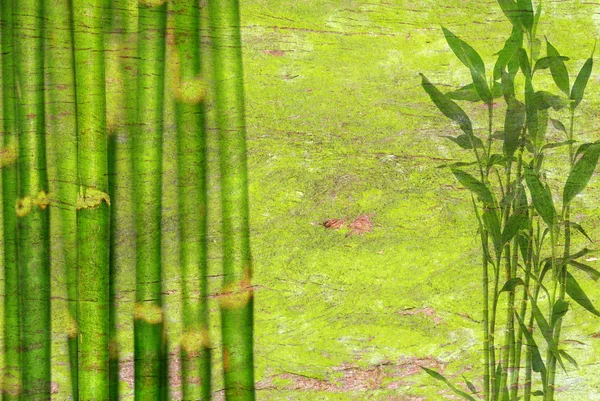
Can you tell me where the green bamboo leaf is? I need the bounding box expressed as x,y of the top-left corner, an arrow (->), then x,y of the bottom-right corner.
442,27 -> 491,103
452,169 -> 494,205
532,1 -> 542,38
570,222 -> 594,244
575,142 -> 593,160
504,97 -> 526,157
563,142 -> 600,207
534,91 -> 569,110
420,74 -> 473,137
559,350 -> 579,369
550,118 -> 567,133
494,28 -> 524,81
447,82 -> 503,102
551,299 -> 569,327
497,0 -> 524,30
570,45 -> 595,109
517,0 -> 534,32
501,69 -> 515,102
500,277 -> 525,293
532,390 -> 545,396
443,134 -> 484,150
524,166 -> 555,227
525,77 -> 538,144
566,271 -> 600,317
519,48 -> 532,78
462,376 -> 478,395
568,260 -> 600,281
437,161 -> 479,169
530,295 -> 564,369
502,211 -> 528,245
533,56 -> 570,73
488,153 -> 509,168
540,140 -> 576,152
546,38 -> 570,96
515,311 -> 546,377
421,367 -> 478,401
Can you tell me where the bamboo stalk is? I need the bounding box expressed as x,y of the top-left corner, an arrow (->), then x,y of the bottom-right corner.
208,0 -> 256,399
1,1 -> 22,398
72,0 -> 110,399
172,0 -> 212,399
44,0 -> 79,398
133,1 -> 167,399
13,0 -> 52,397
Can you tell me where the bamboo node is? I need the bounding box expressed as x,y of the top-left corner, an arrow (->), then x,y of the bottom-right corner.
0,144 -> 18,168
218,279 -> 254,310
77,187 -> 110,210
35,190 -> 50,210
134,302 -> 163,324
176,76 -> 207,104
181,326 -> 211,355
15,196 -> 32,217
139,0 -> 166,7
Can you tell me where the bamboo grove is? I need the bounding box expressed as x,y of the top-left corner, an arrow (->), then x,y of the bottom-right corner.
421,1 -> 600,401
0,0 -> 255,399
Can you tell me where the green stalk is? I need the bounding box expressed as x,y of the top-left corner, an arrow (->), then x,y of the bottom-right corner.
544,224 -> 558,401
44,0 -> 79,398
172,0 -> 212,399
482,230 -> 491,401
14,0 -> 52,398
1,1 -> 22,398
72,0 -> 110,399
133,1 -> 167,399
208,0 -> 256,399
545,107 -> 576,401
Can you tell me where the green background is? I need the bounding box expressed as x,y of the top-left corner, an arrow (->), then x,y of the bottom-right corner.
2,0 -> 600,399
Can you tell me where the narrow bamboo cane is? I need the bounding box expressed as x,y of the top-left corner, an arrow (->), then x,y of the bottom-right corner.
72,0 -> 110,399
133,1 -> 167,399
208,0 -> 256,399
13,0 -> 52,397
172,0 -> 212,399
44,0 -> 79,398
0,1 -> 22,398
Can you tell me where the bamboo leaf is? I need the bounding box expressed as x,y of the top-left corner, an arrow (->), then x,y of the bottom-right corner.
501,69 -> 515,102
533,56 -> 570,73
524,77 -> 538,144
517,0 -> 534,31
559,350 -> 579,369
551,299 -> 569,327
568,260 -> 600,281
462,376 -> 478,395
494,28 -> 524,81
515,310 -> 547,378
532,1 -> 542,38
421,367 -> 478,401
437,161 -> 479,169
503,97 -> 525,157
570,45 -> 595,109
534,91 -> 569,111
524,166 -> 555,227
575,142 -> 593,160
570,222 -> 594,244
447,82 -> 503,102
444,134 -> 484,150
519,48 -> 532,78
530,295 -> 564,368
546,38 -> 570,96
563,142 -> 600,207
532,390 -> 544,396
500,277 -> 525,293
442,27 -> 491,103
502,211 -> 528,245
420,74 -> 473,137
452,169 -> 494,205
551,118 -> 567,133
540,140 -> 576,152
497,0 -> 524,30
566,271 -> 600,317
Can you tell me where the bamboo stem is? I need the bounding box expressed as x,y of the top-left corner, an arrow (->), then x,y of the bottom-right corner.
1,1 -> 22,398
14,0 -> 52,397
133,1 -> 167,399
208,0 -> 256,398
72,0 -> 110,398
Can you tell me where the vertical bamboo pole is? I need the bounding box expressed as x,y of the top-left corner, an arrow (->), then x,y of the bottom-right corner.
172,0 -> 212,399
72,0 -> 110,399
133,1 -> 167,399
13,0 -> 52,398
208,0 -> 256,399
0,1 -> 22,398
44,0 -> 79,398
